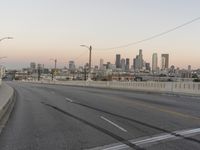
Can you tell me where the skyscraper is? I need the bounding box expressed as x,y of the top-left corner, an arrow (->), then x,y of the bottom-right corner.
69,61 -> 75,71
100,59 -> 104,70
30,62 -> 36,69
125,58 -> 130,71
121,58 -> 126,71
188,65 -> 191,71
145,63 -> 151,71
138,49 -> 143,69
161,54 -> 169,70
133,49 -> 144,71
152,53 -> 158,72
115,54 -> 121,68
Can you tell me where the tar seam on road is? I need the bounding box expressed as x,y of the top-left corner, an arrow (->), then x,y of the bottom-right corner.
41,102 -> 145,150
35,86 -> 200,145
64,100 -> 200,145
65,97 -> 73,103
100,116 -> 127,132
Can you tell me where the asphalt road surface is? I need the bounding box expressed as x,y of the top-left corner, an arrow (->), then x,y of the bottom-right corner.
0,81 -> 200,150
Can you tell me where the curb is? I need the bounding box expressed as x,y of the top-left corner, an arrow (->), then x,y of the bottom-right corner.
0,84 -> 16,134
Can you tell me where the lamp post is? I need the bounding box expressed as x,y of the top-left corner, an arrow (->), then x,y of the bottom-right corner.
0,37 -> 12,80
80,45 -> 92,81
50,58 -> 57,80
0,37 -> 13,42
0,56 -> 7,60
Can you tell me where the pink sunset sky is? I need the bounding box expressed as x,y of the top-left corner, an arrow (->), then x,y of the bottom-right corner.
0,0 -> 200,69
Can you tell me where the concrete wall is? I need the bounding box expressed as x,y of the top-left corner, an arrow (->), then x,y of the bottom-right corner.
25,80 -> 200,96
0,83 -> 15,133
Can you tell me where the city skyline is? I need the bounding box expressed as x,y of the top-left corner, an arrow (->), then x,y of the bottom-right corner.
3,50 -> 195,71
0,0 -> 200,69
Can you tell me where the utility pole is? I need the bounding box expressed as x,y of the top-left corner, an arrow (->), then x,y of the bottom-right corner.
37,64 -> 41,81
80,45 -> 92,81
54,59 -> 57,69
50,58 -> 57,81
88,46 -> 92,79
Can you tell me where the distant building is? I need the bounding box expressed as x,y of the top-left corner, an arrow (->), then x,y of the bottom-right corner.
100,59 -> 104,70
115,54 -> 121,68
121,58 -> 126,71
125,58 -> 130,72
138,49 -> 143,69
188,65 -> 191,71
106,62 -> 111,69
69,61 -> 75,71
30,62 -> 36,69
152,53 -> 158,72
145,63 -> 151,71
133,49 -> 144,71
161,54 -> 169,70
37,64 -> 42,69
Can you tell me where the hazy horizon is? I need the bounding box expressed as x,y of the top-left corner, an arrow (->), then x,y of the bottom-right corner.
0,0 -> 200,69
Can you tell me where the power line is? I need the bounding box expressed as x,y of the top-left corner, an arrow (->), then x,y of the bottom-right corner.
94,16 -> 200,51
73,50 -> 88,61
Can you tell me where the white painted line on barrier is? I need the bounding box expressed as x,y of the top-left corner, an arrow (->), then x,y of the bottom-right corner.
100,116 -> 127,133
88,127 -> 200,150
65,97 -> 73,103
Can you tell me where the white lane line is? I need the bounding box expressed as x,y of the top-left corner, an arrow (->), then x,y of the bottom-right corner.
175,128 -> 200,136
100,116 -> 127,132
88,127 -> 200,150
65,97 -> 73,103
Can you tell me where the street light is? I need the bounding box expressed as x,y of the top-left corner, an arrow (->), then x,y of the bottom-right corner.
0,37 -> 12,64
50,58 -> 57,80
50,58 -> 57,69
0,56 -> 7,60
0,37 -> 12,80
80,45 -> 92,81
0,37 -> 13,42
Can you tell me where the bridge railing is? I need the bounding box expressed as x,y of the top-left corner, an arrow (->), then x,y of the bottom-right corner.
24,80 -> 200,96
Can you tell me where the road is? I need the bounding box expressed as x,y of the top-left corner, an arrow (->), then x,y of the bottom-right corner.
0,81 -> 200,150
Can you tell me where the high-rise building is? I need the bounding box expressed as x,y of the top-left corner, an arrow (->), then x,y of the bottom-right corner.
188,65 -> 191,71
115,54 -> 121,68
121,58 -> 126,71
133,49 -> 144,71
30,62 -> 36,69
106,62 -> 111,69
161,54 -> 169,70
37,64 -> 42,69
133,58 -> 136,70
69,61 -> 75,71
144,62 -> 150,71
152,53 -> 158,72
125,58 -> 130,71
100,59 -> 104,70
138,49 -> 143,69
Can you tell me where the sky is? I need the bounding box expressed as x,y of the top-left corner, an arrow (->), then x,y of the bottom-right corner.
0,0 -> 200,69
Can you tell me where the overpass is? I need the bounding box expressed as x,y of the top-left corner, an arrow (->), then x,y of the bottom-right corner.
0,81 -> 200,150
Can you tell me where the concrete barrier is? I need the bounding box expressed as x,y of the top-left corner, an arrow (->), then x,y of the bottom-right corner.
24,80 -> 200,96
0,83 -> 15,133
